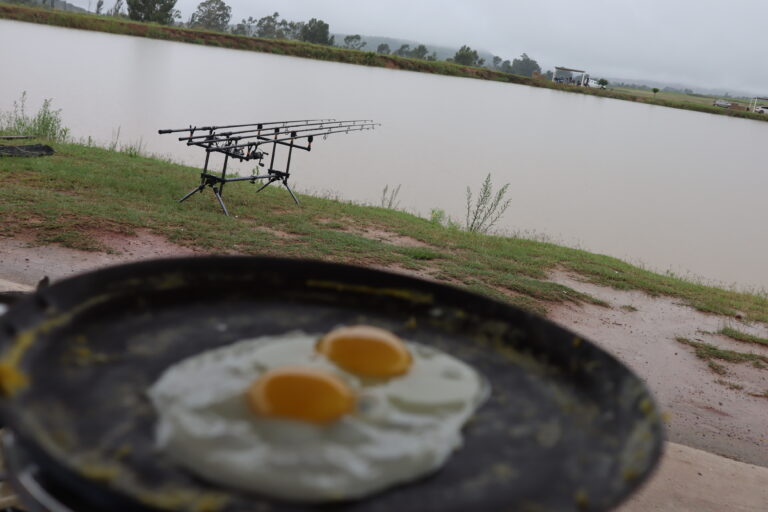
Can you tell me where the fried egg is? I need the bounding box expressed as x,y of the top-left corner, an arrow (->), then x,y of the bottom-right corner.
148,326 -> 488,502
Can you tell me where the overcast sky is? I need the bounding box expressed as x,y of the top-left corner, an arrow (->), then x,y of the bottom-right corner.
74,0 -> 768,95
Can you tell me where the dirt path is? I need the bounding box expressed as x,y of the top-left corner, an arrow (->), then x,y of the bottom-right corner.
2,232 -> 768,510
0,231 -> 205,287
547,271 -> 768,468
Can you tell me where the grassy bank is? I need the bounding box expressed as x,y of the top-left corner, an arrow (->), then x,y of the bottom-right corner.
1,3 -> 766,124
1,136 -> 767,323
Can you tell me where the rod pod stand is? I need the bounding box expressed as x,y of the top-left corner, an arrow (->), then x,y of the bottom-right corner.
160,119 -> 378,216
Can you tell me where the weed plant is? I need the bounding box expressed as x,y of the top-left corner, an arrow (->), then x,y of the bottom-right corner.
380,184 -> 401,209
465,173 -> 512,233
0,91 -> 69,141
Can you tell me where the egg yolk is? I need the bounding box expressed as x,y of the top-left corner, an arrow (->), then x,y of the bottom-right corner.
246,366 -> 355,425
316,325 -> 412,378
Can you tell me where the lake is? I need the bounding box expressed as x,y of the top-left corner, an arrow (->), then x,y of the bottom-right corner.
1,19 -> 766,290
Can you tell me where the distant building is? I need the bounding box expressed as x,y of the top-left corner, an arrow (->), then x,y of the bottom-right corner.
552,66 -> 598,87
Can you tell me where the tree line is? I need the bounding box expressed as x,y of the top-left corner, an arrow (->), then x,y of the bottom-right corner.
14,0 -> 574,79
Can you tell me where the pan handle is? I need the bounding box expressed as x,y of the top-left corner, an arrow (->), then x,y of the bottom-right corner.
1,431 -> 78,512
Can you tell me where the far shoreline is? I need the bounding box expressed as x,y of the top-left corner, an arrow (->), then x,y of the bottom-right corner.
1,3 -> 766,125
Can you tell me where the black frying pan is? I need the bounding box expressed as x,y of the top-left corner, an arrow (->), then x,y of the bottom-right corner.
0,257 -> 663,511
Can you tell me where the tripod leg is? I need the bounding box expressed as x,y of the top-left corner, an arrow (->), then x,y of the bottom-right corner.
212,187 -> 230,216
255,178 -> 277,194
178,184 -> 205,203
282,179 -> 301,206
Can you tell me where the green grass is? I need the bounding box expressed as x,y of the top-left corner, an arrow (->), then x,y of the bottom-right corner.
1,3 -> 767,124
708,361 -> 728,375
1,136 -> 768,322
676,337 -> 768,370
715,379 -> 744,390
719,327 -> 768,347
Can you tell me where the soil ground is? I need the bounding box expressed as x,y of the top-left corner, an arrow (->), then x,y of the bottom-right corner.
1,231 -> 767,510
548,272 -> 768,467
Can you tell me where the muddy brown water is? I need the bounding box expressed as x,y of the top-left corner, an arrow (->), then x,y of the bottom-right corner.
2,19 -> 767,290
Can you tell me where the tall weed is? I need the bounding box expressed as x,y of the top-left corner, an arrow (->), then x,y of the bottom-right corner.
0,92 -> 69,142
380,184 -> 401,209
465,173 -> 512,233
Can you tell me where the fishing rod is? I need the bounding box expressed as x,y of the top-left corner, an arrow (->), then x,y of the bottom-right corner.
157,118 -> 335,135
177,119 -> 374,143
183,123 -> 379,161
162,118 -> 379,216
203,124 -> 379,156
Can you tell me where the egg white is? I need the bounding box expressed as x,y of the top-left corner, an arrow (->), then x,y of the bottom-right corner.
148,331 -> 489,502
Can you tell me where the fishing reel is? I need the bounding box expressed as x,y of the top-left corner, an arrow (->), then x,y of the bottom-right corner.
248,149 -> 267,166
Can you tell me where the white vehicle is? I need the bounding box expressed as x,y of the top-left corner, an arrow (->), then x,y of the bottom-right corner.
587,79 -> 606,89
754,106 -> 768,114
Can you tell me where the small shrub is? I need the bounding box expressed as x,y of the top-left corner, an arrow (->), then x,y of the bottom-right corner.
121,138 -> 145,157
0,91 -> 69,141
465,173 -> 512,233
363,51 -> 377,65
430,208 -> 446,225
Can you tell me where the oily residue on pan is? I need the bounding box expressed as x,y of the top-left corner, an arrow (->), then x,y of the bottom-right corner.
0,272 -> 195,395
306,280 -> 434,304
0,294 -> 113,396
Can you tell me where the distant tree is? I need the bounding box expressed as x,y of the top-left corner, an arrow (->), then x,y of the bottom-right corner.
126,0 -> 177,25
299,18 -> 334,45
545,70 -> 554,80
285,21 -> 304,39
652,87 -> 660,96
509,53 -> 541,77
410,44 -> 429,60
598,78 -> 609,87
189,0 -> 231,31
246,12 -> 301,39
253,12 -> 281,38
376,43 -> 390,54
452,45 -> 484,67
500,60 -> 513,73
95,0 -> 103,14
343,34 -> 366,50
393,44 -> 411,57
232,16 -> 256,36
492,55 -> 502,70
108,0 -> 124,16
426,51 -> 437,61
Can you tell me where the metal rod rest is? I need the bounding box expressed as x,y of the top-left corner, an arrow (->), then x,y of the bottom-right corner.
162,118 -> 378,215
